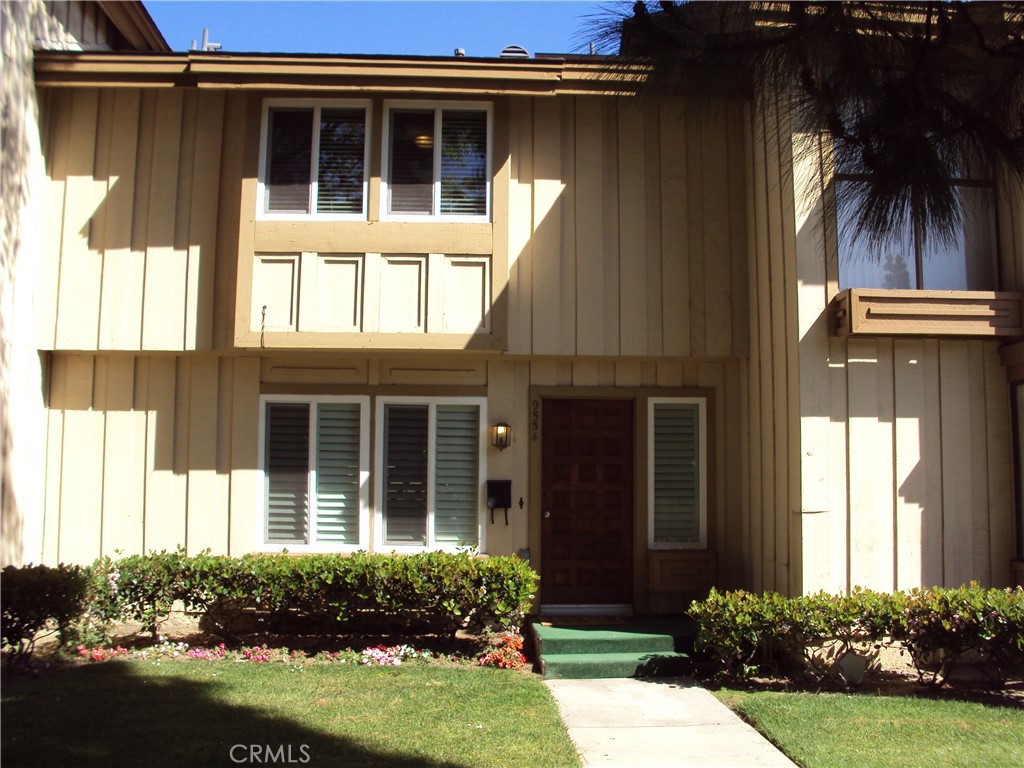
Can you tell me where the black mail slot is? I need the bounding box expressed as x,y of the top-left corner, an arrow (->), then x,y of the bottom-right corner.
486,480 -> 512,509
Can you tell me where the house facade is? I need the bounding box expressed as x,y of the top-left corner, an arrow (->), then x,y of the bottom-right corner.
5,1 -> 1023,613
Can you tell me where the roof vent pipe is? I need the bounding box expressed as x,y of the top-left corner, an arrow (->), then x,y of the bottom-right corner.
454,48 -> 466,57
499,44 -> 529,58
190,28 -> 222,52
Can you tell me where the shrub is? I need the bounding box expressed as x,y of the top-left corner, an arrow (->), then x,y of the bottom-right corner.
1,564 -> 90,664
81,550 -> 537,643
890,583 -> 1024,685
688,585 -> 1024,688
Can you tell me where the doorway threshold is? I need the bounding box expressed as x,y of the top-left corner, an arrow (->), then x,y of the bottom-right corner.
539,604 -> 632,618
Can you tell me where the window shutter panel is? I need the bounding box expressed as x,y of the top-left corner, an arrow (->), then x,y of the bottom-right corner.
383,404 -> 428,544
265,403 -> 310,543
434,405 -> 479,545
652,403 -> 701,545
315,403 -> 361,544
316,108 -> 365,215
266,108 -> 313,213
389,110 -> 434,214
440,110 -> 487,216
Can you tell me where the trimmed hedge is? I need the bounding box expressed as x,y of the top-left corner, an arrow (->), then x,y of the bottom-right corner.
688,584 -> 1024,687
2,552 -> 537,660
90,550 -> 538,642
1,564 -> 90,664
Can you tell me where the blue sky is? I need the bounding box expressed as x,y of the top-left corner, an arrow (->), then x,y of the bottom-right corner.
143,1 -> 622,57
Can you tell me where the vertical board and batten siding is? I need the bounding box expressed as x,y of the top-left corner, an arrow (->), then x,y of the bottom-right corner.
42,354 -> 261,563
505,95 -> 749,360
743,102 -> 802,595
793,133 -> 1020,592
38,87 -> 228,353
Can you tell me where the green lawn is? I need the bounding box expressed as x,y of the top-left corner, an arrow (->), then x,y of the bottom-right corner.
2,661 -> 581,768
718,689 -> 1024,768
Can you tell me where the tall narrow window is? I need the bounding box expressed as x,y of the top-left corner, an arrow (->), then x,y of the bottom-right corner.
648,399 -> 706,549
266,109 -> 314,214
261,102 -> 368,218
440,111 -> 487,216
389,110 -> 436,214
384,104 -> 490,220
262,397 -> 368,550
383,404 -> 430,544
379,399 -> 484,549
265,403 -> 310,543
434,405 -> 480,544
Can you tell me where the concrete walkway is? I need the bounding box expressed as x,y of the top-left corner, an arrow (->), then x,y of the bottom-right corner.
545,678 -> 798,768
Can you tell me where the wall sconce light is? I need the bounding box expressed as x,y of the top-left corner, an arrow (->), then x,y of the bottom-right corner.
491,423 -> 512,450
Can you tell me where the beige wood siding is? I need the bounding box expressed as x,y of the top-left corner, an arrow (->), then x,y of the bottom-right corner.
42,353 -> 260,562
505,96 -> 750,359
793,128 -> 1022,592
744,101 -> 802,595
38,87 -> 227,352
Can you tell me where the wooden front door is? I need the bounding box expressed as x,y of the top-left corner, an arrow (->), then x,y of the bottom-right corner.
541,399 -> 634,605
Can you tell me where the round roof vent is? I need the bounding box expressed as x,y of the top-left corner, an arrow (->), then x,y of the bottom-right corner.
499,44 -> 530,59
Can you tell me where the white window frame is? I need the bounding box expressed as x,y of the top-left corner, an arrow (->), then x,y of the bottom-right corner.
257,98 -> 372,221
374,396 -> 487,553
257,394 -> 371,552
380,101 -> 493,223
647,397 -> 708,550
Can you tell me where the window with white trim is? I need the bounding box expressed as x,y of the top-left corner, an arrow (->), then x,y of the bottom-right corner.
259,100 -> 370,218
382,103 -> 491,221
260,396 -> 370,550
648,398 -> 707,549
375,397 -> 485,551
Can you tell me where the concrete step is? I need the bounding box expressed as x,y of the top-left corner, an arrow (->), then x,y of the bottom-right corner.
542,651 -> 693,680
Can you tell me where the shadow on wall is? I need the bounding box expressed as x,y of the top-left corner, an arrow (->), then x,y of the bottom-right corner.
1,662 -> 473,768
792,143 -> 1013,589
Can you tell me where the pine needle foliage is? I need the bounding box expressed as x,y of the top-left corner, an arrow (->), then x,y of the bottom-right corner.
592,1 -> 1024,249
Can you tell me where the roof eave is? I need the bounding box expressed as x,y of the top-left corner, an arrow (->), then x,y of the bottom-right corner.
33,51 -> 649,96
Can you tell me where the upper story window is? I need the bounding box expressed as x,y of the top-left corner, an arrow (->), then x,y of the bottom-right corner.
382,102 -> 491,222
837,175 -> 998,291
259,100 -> 370,219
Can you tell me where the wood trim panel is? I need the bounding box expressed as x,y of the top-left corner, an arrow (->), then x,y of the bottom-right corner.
234,330 -> 504,351
254,221 -> 492,255
832,288 -> 1024,338
647,550 -> 717,594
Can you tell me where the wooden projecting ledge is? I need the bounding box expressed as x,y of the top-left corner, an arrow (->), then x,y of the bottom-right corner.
831,288 -> 1024,338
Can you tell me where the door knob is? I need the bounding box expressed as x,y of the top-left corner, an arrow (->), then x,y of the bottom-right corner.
544,510 -> 551,518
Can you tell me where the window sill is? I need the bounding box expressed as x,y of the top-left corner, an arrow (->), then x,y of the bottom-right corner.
830,288 -> 1024,339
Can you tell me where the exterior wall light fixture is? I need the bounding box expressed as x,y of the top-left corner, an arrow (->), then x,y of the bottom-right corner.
491,423 -> 512,450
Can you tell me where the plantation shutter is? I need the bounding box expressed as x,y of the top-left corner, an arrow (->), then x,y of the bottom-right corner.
434,405 -> 480,545
266,108 -> 313,213
439,110 -> 487,216
389,110 -> 434,214
315,403 -> 361,544
652,403 -> 701,545
383,404 -> 428,544
316,108 -> 365,215
265,403 -> 310,543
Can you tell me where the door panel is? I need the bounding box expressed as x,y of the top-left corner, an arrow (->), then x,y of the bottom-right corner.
541,399 -> 634,605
